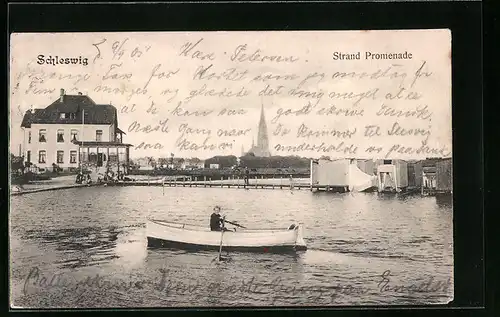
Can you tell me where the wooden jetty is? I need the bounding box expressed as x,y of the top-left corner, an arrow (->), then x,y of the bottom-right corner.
10,183 -> 101,196
104,175 -> 351,192
107,181 -> 350,192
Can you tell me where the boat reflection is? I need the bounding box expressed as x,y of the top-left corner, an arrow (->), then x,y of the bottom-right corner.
22,226 -> 123,269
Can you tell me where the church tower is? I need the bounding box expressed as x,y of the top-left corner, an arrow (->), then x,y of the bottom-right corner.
244,101 -> 271,157
256,102 -> 271,157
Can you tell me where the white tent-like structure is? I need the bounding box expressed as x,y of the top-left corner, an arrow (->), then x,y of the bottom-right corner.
310,159 -> 377,192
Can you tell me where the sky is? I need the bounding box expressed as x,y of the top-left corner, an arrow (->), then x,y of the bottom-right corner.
9,30 -> 452,160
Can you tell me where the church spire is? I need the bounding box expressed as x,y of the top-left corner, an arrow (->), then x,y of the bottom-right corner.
260,100 -> 266,122
256,99 -> 270,157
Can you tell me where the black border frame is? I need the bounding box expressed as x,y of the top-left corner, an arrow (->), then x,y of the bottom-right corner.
2,1 -> 485,315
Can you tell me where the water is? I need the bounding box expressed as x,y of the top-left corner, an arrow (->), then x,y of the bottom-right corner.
10,186 -> 453,308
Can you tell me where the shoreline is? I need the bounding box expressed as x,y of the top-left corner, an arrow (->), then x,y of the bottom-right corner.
10,179 -> 451,197
10,177 -> 311,196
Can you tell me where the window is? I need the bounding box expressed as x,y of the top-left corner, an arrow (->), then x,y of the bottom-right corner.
57,129 -> 65,142
70,113 -> 76,119
383,160 -> 392,164
80,151 -> 88,162
60,113 -> 66,119
57,151 -> 64,164
109,153 -> 119,162
96,130 -> 103,142
89,153 -> 98,162
27,151 -> 31,163
28,131 -> 31,144
38,150 -> 46,163
70,151 -> 77,163
71,129 -> 79,141
39,129 -> 47,143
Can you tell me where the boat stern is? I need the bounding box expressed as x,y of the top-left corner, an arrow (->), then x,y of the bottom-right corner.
294,224 -> 307,251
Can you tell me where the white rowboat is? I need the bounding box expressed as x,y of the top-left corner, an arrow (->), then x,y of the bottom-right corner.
146,219 -> 307,253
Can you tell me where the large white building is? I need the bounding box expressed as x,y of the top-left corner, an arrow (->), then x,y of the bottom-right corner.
20,89 -> 132,173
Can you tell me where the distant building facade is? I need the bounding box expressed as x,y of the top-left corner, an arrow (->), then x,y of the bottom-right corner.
20,89 -> 132,173
181,158 -> 205,170
135,157 -> 155,170
245,103 -> 271,157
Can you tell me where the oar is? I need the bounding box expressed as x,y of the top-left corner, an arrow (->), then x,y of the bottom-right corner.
224,220 -> 246,229
218,229 -> 225,261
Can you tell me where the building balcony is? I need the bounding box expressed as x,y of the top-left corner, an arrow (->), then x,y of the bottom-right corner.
71,140 -> 133,148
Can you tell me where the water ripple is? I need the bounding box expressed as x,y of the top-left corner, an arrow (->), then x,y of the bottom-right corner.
10,186 -> 453,307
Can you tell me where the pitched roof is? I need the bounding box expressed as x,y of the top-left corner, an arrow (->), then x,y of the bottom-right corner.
21,94 -> 118,128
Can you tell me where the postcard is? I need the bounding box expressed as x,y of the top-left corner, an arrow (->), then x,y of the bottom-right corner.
9,30 -> 453,308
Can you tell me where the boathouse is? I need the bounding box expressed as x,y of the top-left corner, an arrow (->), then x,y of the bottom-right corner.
20,89 -> 133,174
407,160 -> 423,188
422,158 -> 452,194
422,165 -> 437,191
375,159 -> 409,193
436,158 -> 452,193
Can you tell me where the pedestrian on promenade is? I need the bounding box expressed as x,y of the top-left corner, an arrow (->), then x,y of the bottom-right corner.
244,167 -> 250,186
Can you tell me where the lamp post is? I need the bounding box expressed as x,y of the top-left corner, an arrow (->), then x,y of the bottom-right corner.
80,109 -> 84,175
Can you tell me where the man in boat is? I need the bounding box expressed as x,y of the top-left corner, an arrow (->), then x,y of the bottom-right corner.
210,206 -> 230,231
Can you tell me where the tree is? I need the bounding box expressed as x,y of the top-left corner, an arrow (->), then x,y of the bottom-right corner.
239,155 -> 310,169
10,153 -> 24,174
147,157 -> 157,169
158,157 -> 169,167
205,155 -> 238,168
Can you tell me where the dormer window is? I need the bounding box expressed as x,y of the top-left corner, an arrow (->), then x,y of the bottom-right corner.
60,113 -> 66,119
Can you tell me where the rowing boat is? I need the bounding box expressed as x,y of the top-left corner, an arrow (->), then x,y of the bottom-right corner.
146,219 -> 307,253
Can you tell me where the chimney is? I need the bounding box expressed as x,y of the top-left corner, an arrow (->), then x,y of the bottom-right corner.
60,89 -> 65,102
